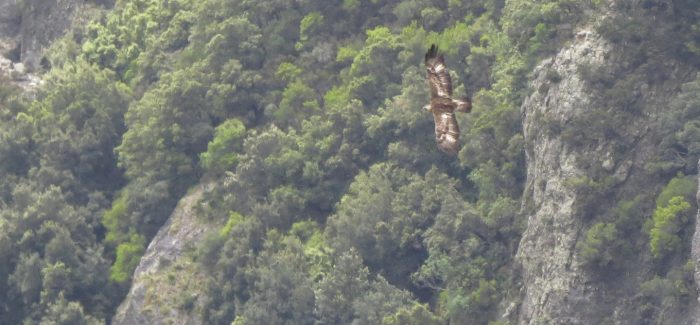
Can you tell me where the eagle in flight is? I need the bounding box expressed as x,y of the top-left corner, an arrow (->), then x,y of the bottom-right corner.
424,44 -> 471,155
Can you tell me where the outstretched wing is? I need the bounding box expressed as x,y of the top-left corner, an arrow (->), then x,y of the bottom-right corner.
424,44 -> 453,99
433,110 -> 460,155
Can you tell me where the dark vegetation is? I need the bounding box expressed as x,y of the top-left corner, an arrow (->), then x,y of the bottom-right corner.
0,0 -> 699,323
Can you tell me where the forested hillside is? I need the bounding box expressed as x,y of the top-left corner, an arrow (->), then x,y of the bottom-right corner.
2,0 -> 700,324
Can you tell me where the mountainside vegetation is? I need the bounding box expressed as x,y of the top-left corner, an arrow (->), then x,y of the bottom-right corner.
2,0 -> 700,324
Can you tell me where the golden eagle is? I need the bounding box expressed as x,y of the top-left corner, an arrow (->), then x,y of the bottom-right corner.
424,44 -> 471,155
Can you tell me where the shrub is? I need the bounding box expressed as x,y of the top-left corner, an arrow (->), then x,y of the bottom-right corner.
200,119 -> 246,173
102,191 -> 129,248
110,233 -> 146,283
579,222 -> 618,268
648,196 -> 691,260
656,174 -> 696,208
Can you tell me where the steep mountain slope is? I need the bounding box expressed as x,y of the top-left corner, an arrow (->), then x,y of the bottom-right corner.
0,0 -> 101,69
517,2 -> 700,323
113,181 -> 215,325
2,0 -> 700,324
0,0 -> 107,92
518,28 -> 694,324
0,0 -> 21,56
517,27 -> 615,323
693,167 -> 700,324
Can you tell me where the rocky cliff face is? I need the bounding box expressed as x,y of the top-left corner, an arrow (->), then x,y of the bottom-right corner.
0,0 -> 20,57
0,0 -> 95,70
516,5 -> 697,324
112,182 -> 216,325
517,28 -> 612,324
692,160 -> 700,324
0,0 -> 98,91
18,0 -> 82,69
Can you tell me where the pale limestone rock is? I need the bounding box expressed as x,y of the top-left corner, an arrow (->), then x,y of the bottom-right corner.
692,159 -> 700,325
515,18 -> 698,321
112,182 -> 216,325
517,27 -> 612,323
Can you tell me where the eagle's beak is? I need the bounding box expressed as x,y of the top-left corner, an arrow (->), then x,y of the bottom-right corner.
423,104 -> 432,112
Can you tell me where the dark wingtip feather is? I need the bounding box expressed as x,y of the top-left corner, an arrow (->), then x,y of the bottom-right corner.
425,44 -> 438,63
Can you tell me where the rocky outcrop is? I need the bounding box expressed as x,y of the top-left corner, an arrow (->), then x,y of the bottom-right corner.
516,27 -> 613,324
0,55 -> 42,91
516,19 -> 696,323
0,0 -> 96,70
0,0 -> 99,92
112,182 -> 216,325
18,0 -> 87,69
692,160 -> 700,325
0,0 -> 21,57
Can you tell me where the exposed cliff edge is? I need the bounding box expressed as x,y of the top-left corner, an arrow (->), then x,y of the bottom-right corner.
0,0 -> 20,58
517,27 -> 612,324
112,182 -> 216,325
693,160 -> 700,324
516,8 -> 698,324
0,0 -> 97,69
0,0 -> 102,91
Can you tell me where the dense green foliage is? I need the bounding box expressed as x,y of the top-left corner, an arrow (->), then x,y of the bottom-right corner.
649,196 -> 691,259
200,118 -> 246,173
1,0 -> 700,323
645,174 -> 697,261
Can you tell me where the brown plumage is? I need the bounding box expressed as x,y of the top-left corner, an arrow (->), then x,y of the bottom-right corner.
424,44 -> 471,155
